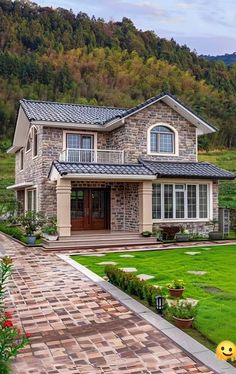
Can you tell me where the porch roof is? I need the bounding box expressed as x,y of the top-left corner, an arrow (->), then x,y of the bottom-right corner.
141,160 -> 235,180
50,160 -> 154,179
49,160 -> 235,181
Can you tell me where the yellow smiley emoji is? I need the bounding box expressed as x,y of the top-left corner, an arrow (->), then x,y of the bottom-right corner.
216,341 -> 236,361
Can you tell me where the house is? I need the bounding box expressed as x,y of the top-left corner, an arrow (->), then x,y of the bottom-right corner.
7,93 -> 234,240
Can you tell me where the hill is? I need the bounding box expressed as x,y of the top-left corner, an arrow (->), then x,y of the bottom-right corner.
203,52 -> 236,65
0,0 -> 235,148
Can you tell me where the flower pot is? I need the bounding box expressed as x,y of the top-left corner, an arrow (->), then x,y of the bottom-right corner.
175,233 -> 189,242
168,288 -> 185,298
208,231 -> 223,240
173,316 -> 194,329
47,235 -> 58,241
27,235 -> 36,245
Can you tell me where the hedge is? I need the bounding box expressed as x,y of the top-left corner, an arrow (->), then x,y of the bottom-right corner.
0,223 -> 26,243
105,265 -> 162,307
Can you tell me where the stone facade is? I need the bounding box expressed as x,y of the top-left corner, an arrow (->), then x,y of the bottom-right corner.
71,181 -> 139,231
107,101 -> 197,163
14,100 -> 219,235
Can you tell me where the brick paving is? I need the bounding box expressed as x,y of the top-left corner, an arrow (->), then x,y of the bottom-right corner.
0,233 -> 215,374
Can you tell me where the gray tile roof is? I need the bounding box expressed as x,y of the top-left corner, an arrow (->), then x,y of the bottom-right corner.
52,160 -> 154,176
19,93 -> 216,131
51,160 -> 235,180
20,99 -> 127,125
141,160 -> 235,180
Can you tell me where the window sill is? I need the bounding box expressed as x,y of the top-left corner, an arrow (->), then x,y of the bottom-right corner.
153,218 -> 211,223
147,152 -> 178,157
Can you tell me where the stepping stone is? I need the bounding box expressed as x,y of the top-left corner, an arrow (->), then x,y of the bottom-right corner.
202,248 -> 211,250
119,254 -> 135,258
153,285 -> 163,289
119,267 -> 137,273
137,274 -> 155,281
185,252 -> 201,256
97,261 -> 118,265
187,271 -> 207,276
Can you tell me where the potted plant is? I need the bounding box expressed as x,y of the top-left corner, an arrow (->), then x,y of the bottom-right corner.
175,226 -> 190,242
19,212 -> 45,245
42,225 -> 58,241
159,225 -> 180,241
166,300 -> 198,329
167,279 -> 185,298
141,230 -> 152,237
208,219 -> 223,240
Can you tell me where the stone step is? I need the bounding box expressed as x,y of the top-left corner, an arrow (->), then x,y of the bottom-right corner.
42,236 -> 157,250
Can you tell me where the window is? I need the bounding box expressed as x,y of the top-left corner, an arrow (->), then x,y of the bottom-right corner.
150,125 -> 175,154
33,128 -> 38,157
27,189 -> 37,212
26,130 -> 32,152
66,133 -> 94,162
20,149 -> 24,170
152,183 -> 209,220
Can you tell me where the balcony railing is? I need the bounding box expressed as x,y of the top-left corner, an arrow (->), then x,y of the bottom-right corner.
59,148 -> 125,164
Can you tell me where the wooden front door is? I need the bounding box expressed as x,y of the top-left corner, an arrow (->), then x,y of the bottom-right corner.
71,188 -> 110,230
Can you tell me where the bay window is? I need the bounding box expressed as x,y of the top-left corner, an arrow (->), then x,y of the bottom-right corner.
152,183 -> 209,220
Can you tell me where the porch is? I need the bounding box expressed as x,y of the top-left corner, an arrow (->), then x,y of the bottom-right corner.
42,230 -> 157,250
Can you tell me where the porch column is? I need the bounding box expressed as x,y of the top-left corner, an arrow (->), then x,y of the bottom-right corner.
56,178 -> 71,237
138,181 -> 153,233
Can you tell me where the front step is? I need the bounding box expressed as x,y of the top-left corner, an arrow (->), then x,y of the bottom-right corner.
42,234 -> 157,251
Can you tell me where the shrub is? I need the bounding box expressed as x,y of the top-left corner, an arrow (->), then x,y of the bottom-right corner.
105,265 -> 162,307
167,279 -> 185,289
18,211 -> 46,236
0,257 -> 31,373
160,225 -> 180,240
166,300 -> 198,320
0,223 -> 25,242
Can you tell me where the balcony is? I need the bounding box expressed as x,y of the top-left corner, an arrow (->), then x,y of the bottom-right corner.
59,148 -> 125,164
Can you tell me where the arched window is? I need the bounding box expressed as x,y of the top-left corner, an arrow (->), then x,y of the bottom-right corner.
26,129 -> 32,152
33,127 -> 38,157
149,125 -> 176,154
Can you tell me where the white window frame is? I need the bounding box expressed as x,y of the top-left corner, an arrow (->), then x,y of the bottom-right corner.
26,128 -> 32,153
147,123 -> 179,156
62,130 -> 97,152
25,186 -> 38,212
32,126 -> 38,159
152,181 -> 212,223
19,149 -> 24,171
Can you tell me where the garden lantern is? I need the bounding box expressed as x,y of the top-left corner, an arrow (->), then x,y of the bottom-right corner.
155,295 -> 165,315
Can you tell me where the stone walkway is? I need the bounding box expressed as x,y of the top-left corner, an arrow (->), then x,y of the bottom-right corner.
0,234 -> 214,374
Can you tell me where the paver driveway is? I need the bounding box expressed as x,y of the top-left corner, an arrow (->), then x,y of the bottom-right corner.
0,234 -> 214,374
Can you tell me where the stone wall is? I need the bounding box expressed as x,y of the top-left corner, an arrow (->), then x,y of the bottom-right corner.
108,101 -> 197,163
71,181 -> 139,231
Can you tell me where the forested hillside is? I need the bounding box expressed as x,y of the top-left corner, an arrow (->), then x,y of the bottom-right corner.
0,0 -> 236,148
203,52 -> 236,65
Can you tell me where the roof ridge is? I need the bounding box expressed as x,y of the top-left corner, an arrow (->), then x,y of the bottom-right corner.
20,98 -> 128,111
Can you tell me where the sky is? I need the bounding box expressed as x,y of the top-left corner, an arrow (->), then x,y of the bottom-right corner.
36,0 -> 236,55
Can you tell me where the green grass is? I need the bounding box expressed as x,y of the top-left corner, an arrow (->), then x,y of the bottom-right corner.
73,245 -> 236,345
0,152 -> 15,212
199,149 -> 236,209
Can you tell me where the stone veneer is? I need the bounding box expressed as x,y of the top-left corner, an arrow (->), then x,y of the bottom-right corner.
14,100 -> 219,234
71,181 -> 139,231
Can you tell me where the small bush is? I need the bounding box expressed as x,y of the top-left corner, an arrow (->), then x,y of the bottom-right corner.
0,223 -> 25,242
105,265 -> 162,307
160,225 -> 180,240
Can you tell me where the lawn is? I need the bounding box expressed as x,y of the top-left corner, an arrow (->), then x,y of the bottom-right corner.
199,150 -> 236,209
72,245 -> 236,346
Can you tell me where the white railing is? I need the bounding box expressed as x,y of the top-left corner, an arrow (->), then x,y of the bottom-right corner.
59,148 -> 125,164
